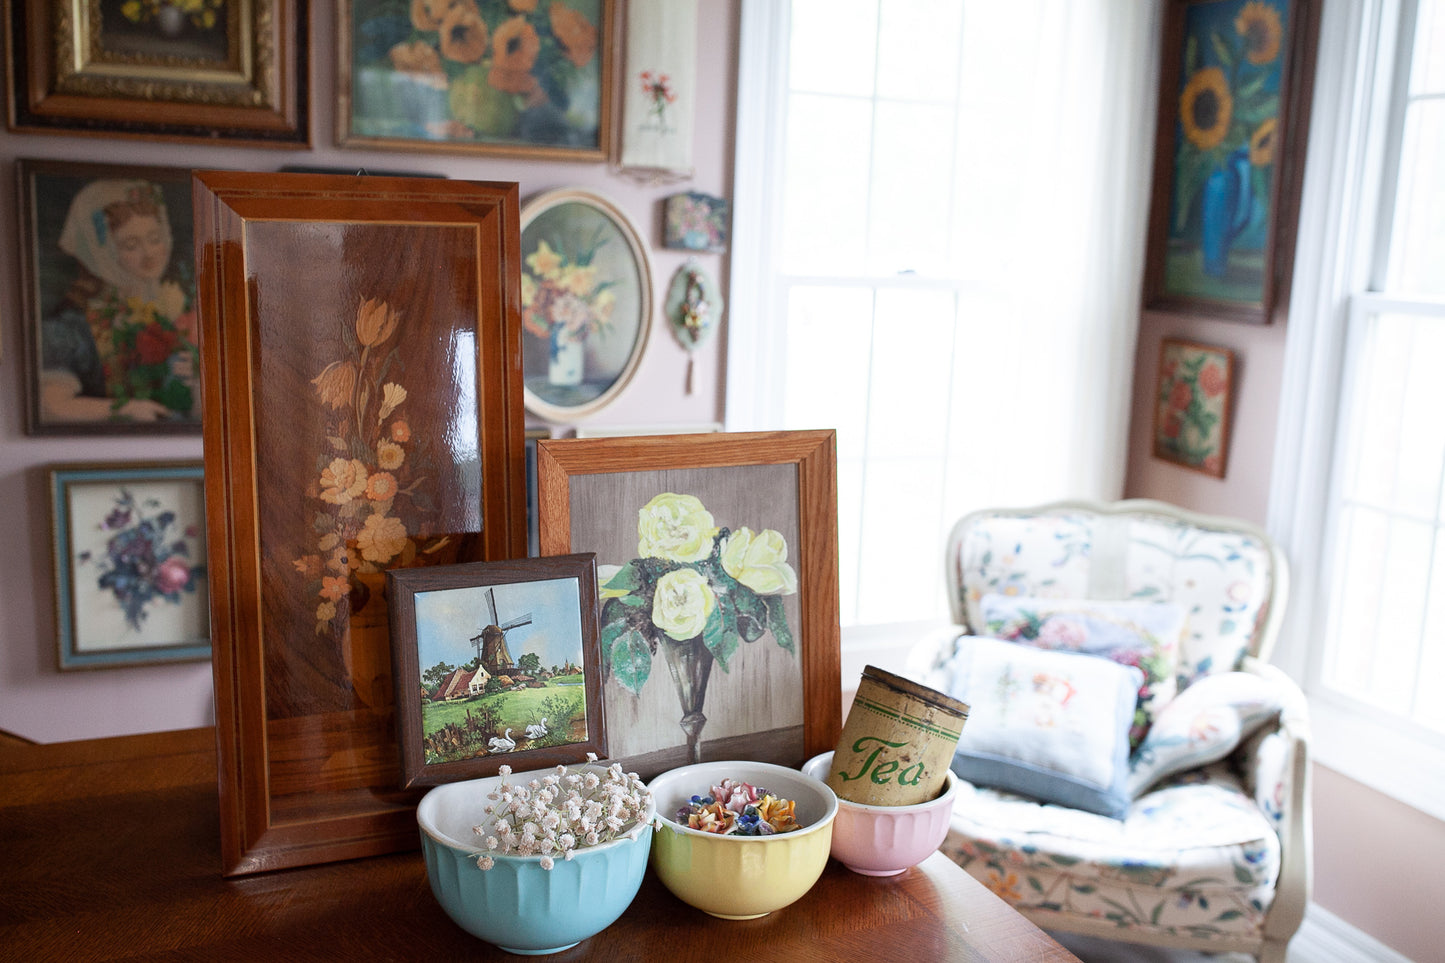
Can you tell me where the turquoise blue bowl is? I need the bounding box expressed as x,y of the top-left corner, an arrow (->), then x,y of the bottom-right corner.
417,772 -> 655,955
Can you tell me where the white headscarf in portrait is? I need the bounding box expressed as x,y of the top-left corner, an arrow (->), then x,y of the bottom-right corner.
57,179 -> 174,302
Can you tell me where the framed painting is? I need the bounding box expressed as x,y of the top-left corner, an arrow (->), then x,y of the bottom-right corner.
662,191 -> 729,253
339,0 -> 614,160
6,0 -> 308,145
520,188 -> 653,423
192,170 -> 528,875
17,160 -> 201,436
386,553 -> 606,788
48,461 -> 209,670
537,430 -> 842,780
1142,0 -> 1320,324
1153,338 -> 1236,478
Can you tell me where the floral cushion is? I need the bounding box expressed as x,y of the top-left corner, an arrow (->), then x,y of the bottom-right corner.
953,509 -> 1275,688
1128,671 -> 1283,798
941,762 -> 1280,943
979,594 -> 1183,748
937,636 -> 1142,819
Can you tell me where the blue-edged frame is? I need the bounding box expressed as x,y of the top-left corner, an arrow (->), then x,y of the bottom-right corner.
48,461 -> 209,670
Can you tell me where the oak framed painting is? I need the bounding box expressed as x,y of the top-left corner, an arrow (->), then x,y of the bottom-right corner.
537,430 -> 842,780
1142,0 -> 1320,324
18,160 -> 201,436
520,188 -> 653,422
192,170 -> 529,875
339,0 -> 614,160
387,553 -> 605,788
1153,338 -> 1236,478
6,0 -> 308,145
49,461 -> 209,670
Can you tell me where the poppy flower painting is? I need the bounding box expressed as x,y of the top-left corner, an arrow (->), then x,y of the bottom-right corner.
343,0 -> 612,158
1152,338 -> 1236,478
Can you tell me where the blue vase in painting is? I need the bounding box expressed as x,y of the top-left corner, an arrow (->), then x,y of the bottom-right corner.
1200,146 -> 1255,278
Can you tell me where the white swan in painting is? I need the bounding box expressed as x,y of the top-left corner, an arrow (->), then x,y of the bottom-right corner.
488,729 -> 515,753
525,718 -> 549,741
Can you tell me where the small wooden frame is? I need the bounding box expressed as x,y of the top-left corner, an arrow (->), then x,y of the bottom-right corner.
1152,337 -> 1237,477
387,554 -> 606,789
192,170 -> 528,875
537,430 -> 842,779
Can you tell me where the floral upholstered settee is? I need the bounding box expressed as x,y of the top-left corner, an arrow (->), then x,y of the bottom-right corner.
907,500 -> 1309,963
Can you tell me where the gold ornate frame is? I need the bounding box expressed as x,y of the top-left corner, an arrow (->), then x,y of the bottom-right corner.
6,0 -> 308,144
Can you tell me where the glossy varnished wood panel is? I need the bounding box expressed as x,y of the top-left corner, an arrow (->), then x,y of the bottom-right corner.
0,728 -> 1078,962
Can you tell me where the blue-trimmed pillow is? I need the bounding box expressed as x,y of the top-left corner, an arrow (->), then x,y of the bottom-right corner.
980,594 -> 1184,748
937,635 -> 1142,819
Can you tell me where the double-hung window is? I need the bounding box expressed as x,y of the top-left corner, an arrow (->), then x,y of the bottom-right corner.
1272,0 -> 1445,817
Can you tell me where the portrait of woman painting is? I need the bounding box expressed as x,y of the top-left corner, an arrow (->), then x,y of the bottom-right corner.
19,161 -> 201,435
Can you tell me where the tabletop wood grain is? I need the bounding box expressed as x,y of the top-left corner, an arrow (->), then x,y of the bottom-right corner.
0,727 -> 1078,962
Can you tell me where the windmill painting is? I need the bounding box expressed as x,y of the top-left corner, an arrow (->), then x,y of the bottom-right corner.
386,555 -> 607,786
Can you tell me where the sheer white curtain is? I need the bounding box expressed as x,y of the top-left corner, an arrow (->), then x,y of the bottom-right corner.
728,0 -> 1161,636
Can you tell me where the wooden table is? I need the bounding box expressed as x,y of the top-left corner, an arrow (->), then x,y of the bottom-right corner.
0,728 -> 1078,961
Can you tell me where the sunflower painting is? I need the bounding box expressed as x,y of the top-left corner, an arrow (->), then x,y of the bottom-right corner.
344,0 -> 610,158
1149,0 -> 1313,321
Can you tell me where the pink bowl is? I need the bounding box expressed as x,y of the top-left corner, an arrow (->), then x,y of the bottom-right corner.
801,751 -> 958,877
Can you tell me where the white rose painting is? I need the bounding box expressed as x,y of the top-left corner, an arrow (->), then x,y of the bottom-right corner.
568,465 -> 805,768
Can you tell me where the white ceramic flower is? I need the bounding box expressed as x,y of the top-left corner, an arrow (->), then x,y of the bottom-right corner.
651,568 -> 717,641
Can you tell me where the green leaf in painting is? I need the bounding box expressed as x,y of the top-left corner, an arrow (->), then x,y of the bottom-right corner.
609,626 -> 652,695
765,594 -> 796,655
702,602 -> 738,670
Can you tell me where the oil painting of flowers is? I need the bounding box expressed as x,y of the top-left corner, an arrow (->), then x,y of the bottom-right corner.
50,462 -> 209,669
345,0 -> 610,156
1147,0 -> 1317,322
520,189 -> 651,420
566,465 -> 805,771
1153,338 -> 1235,477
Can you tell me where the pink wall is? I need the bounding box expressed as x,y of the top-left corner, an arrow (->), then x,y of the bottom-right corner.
0,1 -> 739,743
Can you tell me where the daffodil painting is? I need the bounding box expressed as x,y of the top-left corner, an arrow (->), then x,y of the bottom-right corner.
346,0 -> 606,155
569,466 -> 805,768
1162,0 -> 1295,307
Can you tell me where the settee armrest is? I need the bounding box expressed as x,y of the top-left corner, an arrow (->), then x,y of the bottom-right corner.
1236,656 -> 1312,943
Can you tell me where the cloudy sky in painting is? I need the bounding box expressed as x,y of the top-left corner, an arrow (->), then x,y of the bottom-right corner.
413,577 -> 582,675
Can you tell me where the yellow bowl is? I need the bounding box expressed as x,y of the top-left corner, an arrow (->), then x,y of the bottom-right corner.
647,760 -> 838,920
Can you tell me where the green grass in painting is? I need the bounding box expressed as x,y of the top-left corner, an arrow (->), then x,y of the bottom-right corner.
421,677 -> 586,765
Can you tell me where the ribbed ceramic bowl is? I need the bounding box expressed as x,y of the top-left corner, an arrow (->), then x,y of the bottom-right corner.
802,751 -> 958,876
647,760 -> 838,920
417,771 -> 655,955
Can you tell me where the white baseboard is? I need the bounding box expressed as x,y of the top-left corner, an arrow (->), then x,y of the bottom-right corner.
1291,903 -> 1414,963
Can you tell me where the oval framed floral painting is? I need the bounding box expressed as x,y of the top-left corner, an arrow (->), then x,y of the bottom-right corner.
520,189 -> 653,422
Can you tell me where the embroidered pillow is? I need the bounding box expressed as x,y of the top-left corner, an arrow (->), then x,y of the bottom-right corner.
979,594 -> 1184,748
1128,671 -> 1283,798
938,635 -> 1142,819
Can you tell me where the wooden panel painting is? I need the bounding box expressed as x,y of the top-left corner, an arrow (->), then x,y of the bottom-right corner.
193,171 -> 527,875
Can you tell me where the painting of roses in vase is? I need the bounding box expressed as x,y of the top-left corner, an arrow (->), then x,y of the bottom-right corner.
568,465 -> 805,772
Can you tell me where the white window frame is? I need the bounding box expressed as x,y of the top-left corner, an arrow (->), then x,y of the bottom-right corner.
1270,0 -> 1445,820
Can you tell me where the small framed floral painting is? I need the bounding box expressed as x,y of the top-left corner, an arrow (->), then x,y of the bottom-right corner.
48,461 -> 209,670
520,188 -> 653,422
662,192 -> 729,253
1142,0 -> 1320,324
387,553 -> 606,788
339,0 -> 614,159
1153,338 -> 1236,478
18,160 -> 201,436
7,0 -> 308,144
536,430 -> 842,781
